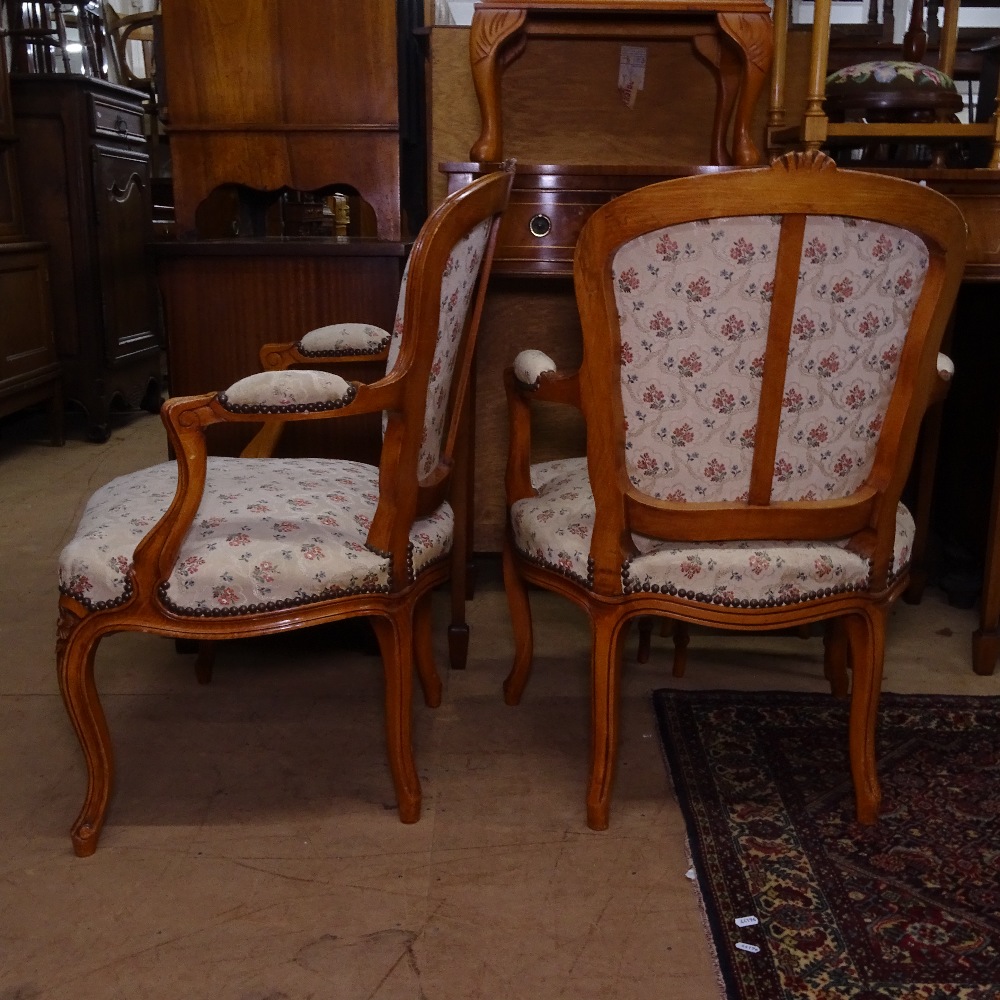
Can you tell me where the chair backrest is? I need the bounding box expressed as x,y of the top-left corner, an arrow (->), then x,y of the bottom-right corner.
572,151 -> 966,589
383,169 -> 512,489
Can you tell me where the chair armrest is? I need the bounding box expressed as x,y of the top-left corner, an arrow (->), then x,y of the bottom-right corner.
219,369 -> 356,413
511,349 -> 581,406
216,369 -> 360,458
932,351 -> 954,404
133,372 -> 405,590
504,352 -> 582,505
260,323 -> 391,370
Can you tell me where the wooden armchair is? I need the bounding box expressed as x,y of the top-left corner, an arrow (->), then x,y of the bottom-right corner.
501,152 -> 966,831
56,168 -> 513,856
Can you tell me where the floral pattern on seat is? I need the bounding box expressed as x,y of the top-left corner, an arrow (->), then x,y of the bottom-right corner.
59,457 -> 454,614
509,457 -> 913,603
613,215 -> 929,504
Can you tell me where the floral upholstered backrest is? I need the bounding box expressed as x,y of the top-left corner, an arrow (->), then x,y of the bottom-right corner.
384,218 -> 492,480
613,214 -> 930,503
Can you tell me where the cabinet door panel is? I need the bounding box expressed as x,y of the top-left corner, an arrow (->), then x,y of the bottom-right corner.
0,249 -> 58,390
92,145 -> 159,365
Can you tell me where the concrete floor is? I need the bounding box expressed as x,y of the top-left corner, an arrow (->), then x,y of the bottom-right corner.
0,406 -> 995,1000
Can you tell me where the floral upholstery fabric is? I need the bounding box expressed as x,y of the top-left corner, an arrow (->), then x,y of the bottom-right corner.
59,457 -> 454,614
509,458 -> 914,604
385,219 -> 492,479
514,349 -> 558,387
826,60 -> 957,92
298,323 -> 390,356
219,370 -> 353,412
613,215 -> 929,504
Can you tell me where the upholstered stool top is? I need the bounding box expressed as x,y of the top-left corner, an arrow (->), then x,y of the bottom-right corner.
825,60 -> 963,115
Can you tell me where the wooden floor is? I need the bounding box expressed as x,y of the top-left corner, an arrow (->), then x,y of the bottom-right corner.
0,406 -> 994,999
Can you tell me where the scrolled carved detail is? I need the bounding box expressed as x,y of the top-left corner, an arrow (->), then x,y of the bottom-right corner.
717,12 -> 773,74
106,172 -> 143,206
174,401 -> 214,429
56,604 -> 83,659
470,9 -> 527,67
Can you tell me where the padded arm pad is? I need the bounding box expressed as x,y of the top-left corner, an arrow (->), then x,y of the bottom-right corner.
513,349 -> 558,387
298,323 -> 391,356
218,369 -> 356,413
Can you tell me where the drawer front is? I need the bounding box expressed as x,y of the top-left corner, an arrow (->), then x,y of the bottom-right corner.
495,189 -> 612,276
90,96 -> 145,143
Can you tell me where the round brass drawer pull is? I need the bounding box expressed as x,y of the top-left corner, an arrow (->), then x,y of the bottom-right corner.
528,213 -> 552,239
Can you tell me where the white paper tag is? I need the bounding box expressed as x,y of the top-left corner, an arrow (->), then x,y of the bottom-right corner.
735,942 -> 761,954
618,45 -> 647,109
735,915 -> 759,928
685,867 -> 697,881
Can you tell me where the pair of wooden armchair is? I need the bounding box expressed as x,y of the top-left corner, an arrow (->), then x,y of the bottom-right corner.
57,154 -> 966,854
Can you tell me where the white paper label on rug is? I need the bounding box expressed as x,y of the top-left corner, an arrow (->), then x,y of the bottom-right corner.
735,942 -> 761,953
735,915 -> 759,927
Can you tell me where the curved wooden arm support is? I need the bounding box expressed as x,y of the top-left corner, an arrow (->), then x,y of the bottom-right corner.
259,341 -> 391,371
504,365 -> 582,505
128,377 -> 414,607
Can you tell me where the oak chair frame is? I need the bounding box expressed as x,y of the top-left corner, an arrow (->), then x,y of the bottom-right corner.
56,169 -> 513,857
502,152 -> 967,831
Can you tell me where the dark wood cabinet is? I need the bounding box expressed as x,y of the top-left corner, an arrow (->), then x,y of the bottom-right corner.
11,74 -> 161,440
0,36 -> 61,439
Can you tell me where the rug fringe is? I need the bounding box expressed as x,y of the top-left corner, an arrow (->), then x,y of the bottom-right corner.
649,690 -> 731,1000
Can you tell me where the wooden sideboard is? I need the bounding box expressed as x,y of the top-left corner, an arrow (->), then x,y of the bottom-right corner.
11,74 -> 162,441
0,35 -> 61,440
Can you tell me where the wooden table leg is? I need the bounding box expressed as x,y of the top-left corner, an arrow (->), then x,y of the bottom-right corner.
693,32 -> 738,165
973,425 -> 1000,675
717,11 -> 774,166
469,8 -> 528,161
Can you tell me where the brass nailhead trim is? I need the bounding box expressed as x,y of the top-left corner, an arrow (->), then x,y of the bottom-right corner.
296,338 -> 390,358
217,384 -> 358,415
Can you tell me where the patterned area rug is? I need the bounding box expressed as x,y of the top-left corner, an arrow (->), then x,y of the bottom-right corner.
652,690 -> 1000,1000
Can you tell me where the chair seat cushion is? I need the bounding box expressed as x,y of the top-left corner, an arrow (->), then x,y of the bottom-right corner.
509,458 -> 913,606
825,61 -> 962,115
60,457 -> 453,614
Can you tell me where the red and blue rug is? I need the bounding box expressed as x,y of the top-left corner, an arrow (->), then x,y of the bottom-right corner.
652,690 -> 1000,999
